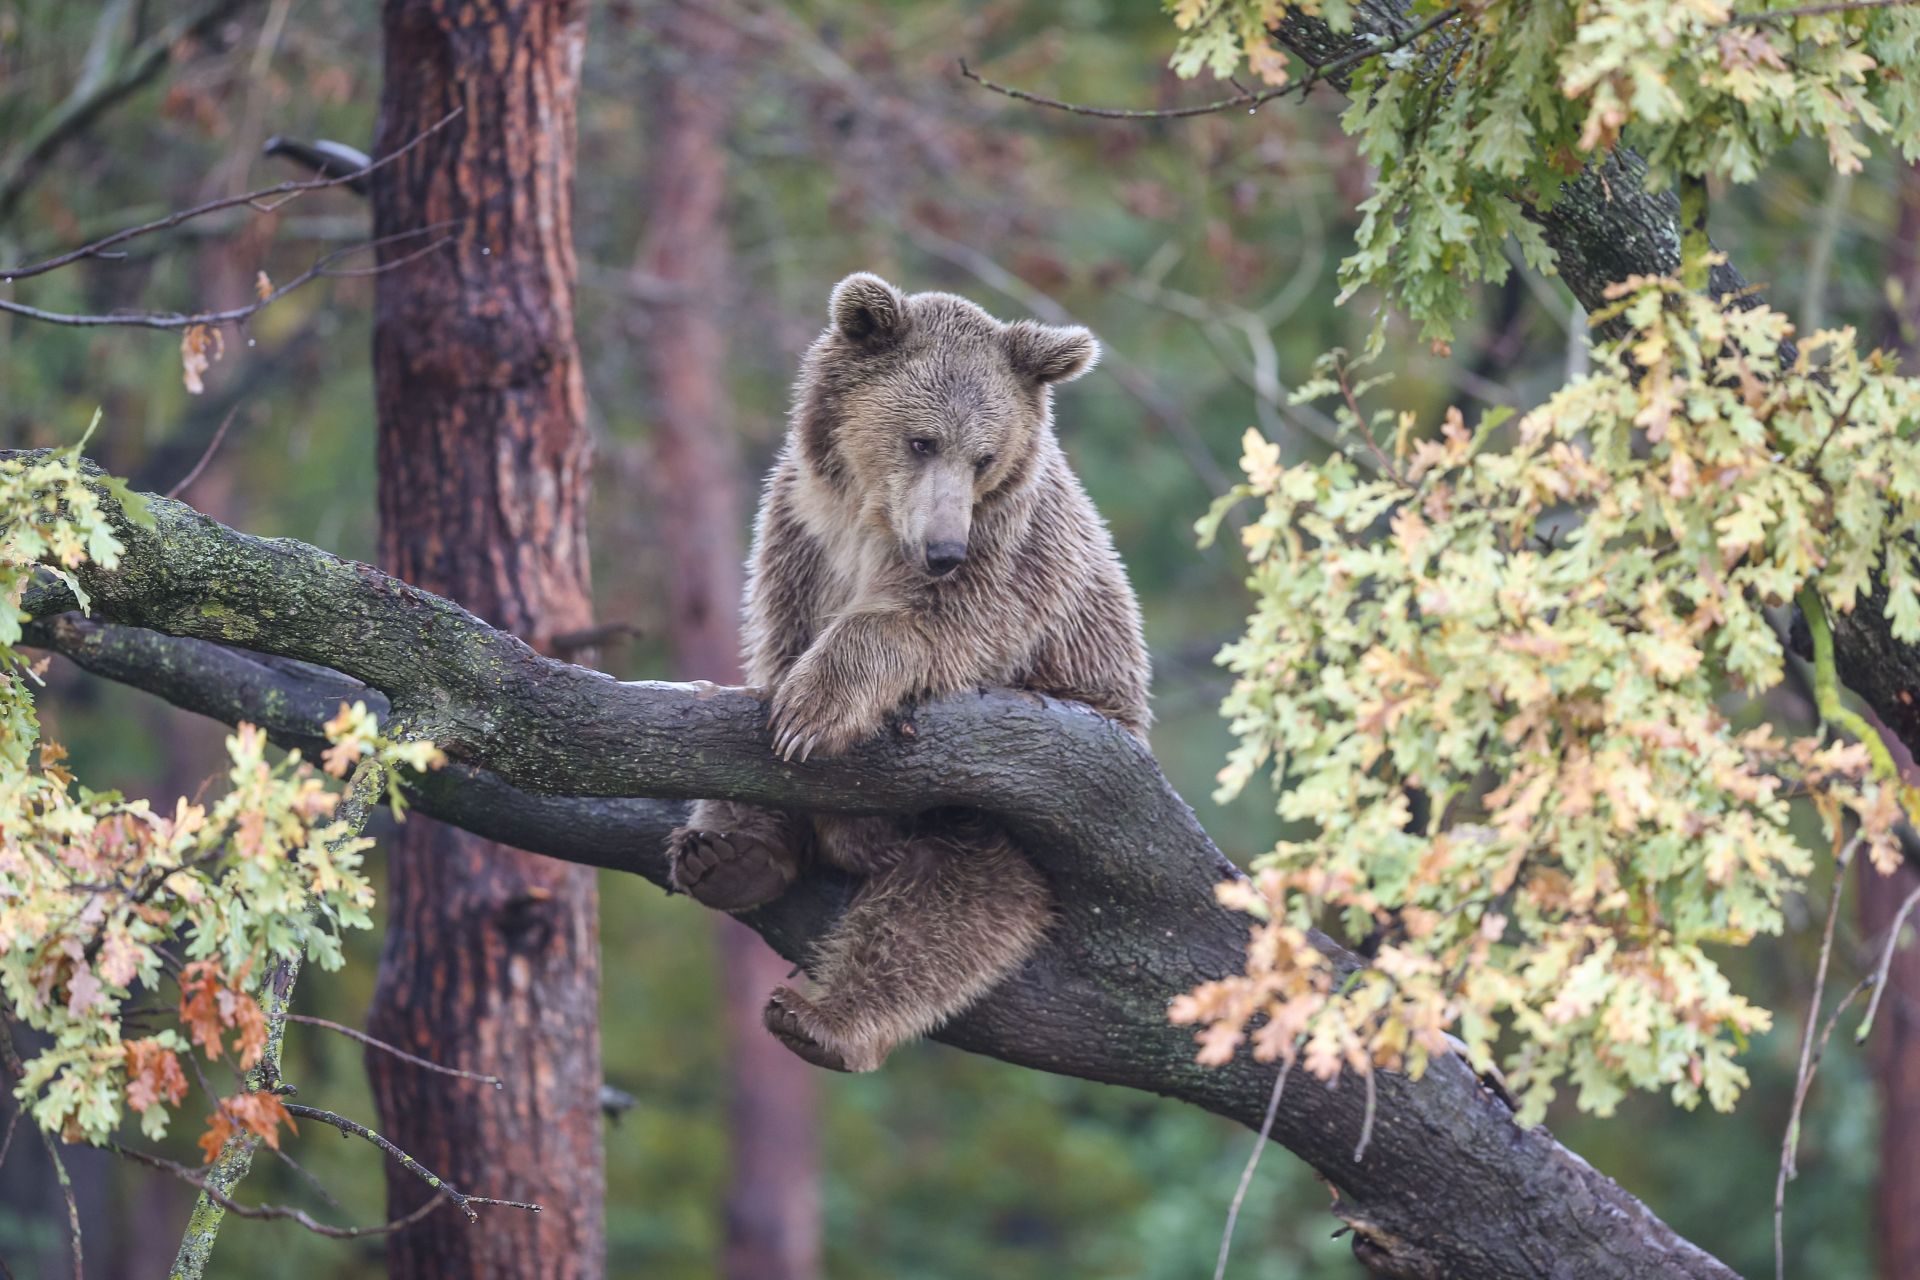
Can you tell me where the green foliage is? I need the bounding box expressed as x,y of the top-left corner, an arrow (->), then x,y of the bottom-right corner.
1176,273 -> 1920,1121
1170,0 -> 1920,339
0,442 -> 436,1153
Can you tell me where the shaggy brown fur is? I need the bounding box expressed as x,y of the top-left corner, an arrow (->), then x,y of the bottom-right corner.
667,272 -> 1150,1072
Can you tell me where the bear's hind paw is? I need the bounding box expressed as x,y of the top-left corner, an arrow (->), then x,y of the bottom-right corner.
764,987 -> 882,1073
666,828 -> 796,911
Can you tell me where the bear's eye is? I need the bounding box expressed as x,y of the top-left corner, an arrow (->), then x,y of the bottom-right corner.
909,437 -> 936,457
974,454 -> 995,475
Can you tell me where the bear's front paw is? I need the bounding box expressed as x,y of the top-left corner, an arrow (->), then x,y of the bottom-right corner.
667,828 -> 797,911
763,987 -> 883,1073
767,659 -> 885,762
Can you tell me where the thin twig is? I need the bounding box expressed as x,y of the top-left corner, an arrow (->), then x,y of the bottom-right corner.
1,108 -> 462,282
1857,881 -> 1920,1041
958,59 -> 1296,119
264,1140 -> 346,1213
0,1101 -> 19,1172
115,1144 -> 453,1239
1729,0 -> 1918,25
166,403 -> 242,499
0,1025 -> 81,1280
278,1013 -> 503,1089
1334,358 -> 1413,486
1296,7 -> 1465,94
46,1134 -> 81,1280
957,9 -> 1460,121
282,1103 -> 540,1220
1805,380 -> 1869,470
1354,1068 -> 1379,1162
0,226 -> 456,331
1214,1061 -> 1292,1280
1775,840 -> 1856,1280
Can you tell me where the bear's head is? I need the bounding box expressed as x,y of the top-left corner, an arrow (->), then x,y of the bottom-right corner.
797,272 -> 1099,579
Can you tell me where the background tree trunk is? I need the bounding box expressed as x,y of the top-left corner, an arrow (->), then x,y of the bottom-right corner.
365,2 -> 603,1276
635,5 -> 823,1277
1864,157 -> 1920,1280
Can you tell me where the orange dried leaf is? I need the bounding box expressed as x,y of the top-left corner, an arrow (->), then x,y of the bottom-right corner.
125,1040 -> 189,1113
180,324 -> 225,396
199,1091 -> 297,1163
197,1107 -> 237,1163
321,738 -> 363,779
178,961 -> 228,1060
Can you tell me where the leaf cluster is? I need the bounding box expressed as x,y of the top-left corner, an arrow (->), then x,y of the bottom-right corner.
1181,276 -> 1920,1121
1169,0 -> 1920,339
0,441 -> 438,1154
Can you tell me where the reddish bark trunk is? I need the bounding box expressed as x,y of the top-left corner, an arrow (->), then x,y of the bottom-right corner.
365,2 -> 604,1276
1866,159 -> 1920,1280
636,5 -> 822,1276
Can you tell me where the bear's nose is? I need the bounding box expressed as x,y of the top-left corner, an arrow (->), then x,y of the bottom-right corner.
925,541 -> 967,577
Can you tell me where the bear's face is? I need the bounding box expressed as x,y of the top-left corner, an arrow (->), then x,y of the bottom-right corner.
803,273 -> 1098,579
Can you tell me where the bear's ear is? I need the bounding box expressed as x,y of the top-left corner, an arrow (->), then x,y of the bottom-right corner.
1004,320 -> 1100,385
830,272 -> 910,351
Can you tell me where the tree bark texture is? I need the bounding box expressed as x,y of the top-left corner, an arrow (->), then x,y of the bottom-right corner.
365,1 -> 603,1276
22,487 -> 1743,1280
1861,157 -> 1920,1280
635,4 -> 823,1276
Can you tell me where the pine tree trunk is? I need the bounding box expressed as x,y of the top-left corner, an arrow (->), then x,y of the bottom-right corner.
1864,158 -> 1920,1280
365,2 -> 603,1276
636,5 -> 823,1276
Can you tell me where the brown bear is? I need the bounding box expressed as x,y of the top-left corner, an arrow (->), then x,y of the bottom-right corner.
666,271 -> 1150,1072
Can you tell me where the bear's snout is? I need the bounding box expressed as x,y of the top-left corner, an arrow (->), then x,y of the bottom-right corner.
924,540 -> 967,576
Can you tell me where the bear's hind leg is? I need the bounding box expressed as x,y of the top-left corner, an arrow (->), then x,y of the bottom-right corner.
763,828 -> 1050,1072
668,800 -> 808,912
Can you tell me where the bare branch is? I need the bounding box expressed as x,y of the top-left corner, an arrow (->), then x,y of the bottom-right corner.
0,1025 -> 81,1280
956,58 -> 1297,120
958,8 -> 1459,121
0,1100 -> 19,1172
0,108 -> 462,282
1214,1061 -> 1291,1280
1858,879 -> 1920,1040
0,226 -> 456,331
1775,841 -> 1857,1280
115,1143 -> 456,1239
167,403 -> 243,499
281,1104 -> 541,1219
278,1014 -> 504,1090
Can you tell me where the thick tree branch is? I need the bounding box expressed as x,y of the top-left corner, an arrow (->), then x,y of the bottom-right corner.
12,461 -> 1734,1279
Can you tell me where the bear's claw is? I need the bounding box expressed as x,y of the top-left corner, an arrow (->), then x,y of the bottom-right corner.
666,829 -> 796,911
763,988 -> 856,1073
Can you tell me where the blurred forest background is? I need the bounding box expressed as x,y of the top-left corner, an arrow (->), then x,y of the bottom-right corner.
0,0 -> 1910,1277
